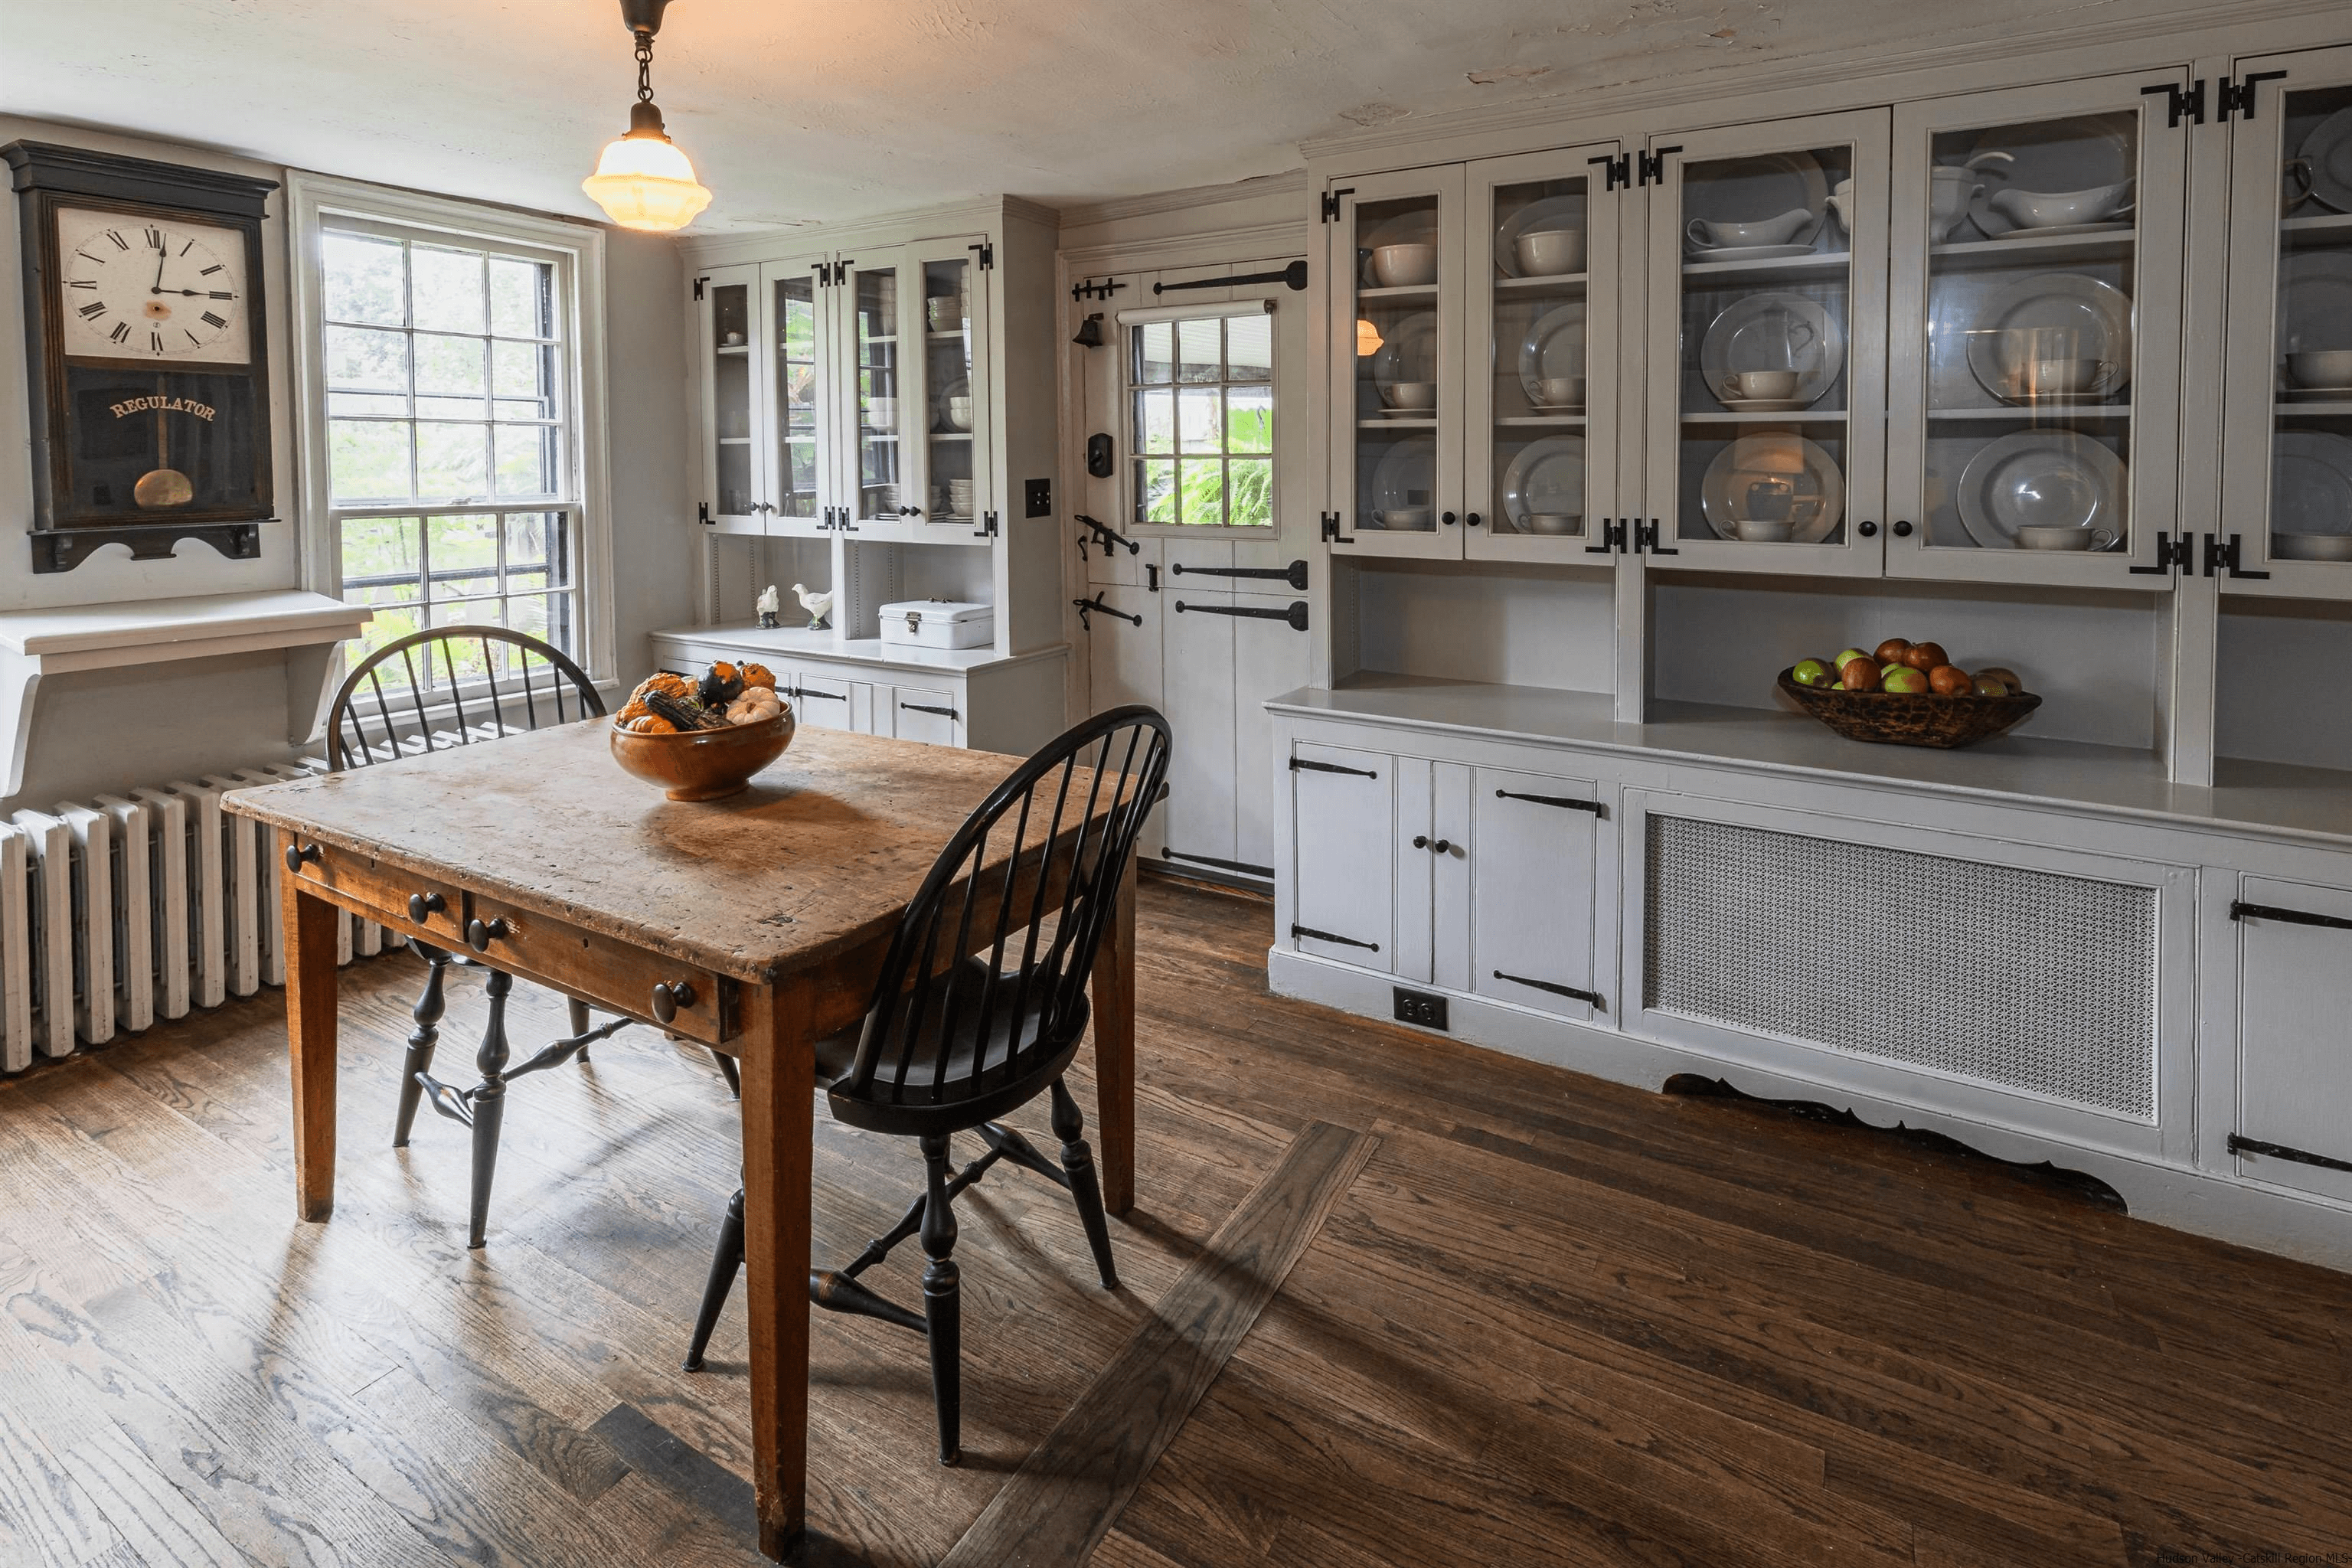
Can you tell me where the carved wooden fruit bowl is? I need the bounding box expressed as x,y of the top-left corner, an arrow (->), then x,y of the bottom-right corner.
1777,670 -> 2041,750
609,710 -> 796,800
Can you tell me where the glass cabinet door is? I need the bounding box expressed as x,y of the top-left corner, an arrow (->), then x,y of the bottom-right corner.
839,252 -> 911,537
697,263 -> 763,527
1886,74 -> 2190,586
2220,45 -> 2352,597
905,240 -> 991,541
762,256 -> 831,537
1643,110 -> 1890,577
1465,145 -> 1623,564
1327,167 -> 1468,561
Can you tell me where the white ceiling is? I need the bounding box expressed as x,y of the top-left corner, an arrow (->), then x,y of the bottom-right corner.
2,0 -> 2174,234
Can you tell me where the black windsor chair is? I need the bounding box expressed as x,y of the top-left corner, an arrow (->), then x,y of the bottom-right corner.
681,704 -> 1172,1465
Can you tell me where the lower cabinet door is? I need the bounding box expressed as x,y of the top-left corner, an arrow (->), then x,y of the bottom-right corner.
794,672 -> 853,730
1231,592 -> 1315,880
1468,766 -> 1603,1021
1162,585 -> 1239,874
1289,740 -> 1395,972
893,685 -> 962,746
2234,877 -> 2352,1203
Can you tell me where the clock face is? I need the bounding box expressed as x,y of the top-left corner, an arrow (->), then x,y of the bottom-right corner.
54,206 -> 251,366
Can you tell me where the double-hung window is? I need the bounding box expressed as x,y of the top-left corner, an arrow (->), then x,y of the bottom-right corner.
289,175 -> 608,691
1128,302 -> 1274,529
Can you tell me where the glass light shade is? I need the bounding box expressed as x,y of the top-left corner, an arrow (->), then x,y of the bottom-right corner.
582,132 -> 712,231
1356,318 -> 1383,357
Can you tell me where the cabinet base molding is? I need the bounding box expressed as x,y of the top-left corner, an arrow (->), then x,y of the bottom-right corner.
1268,947 -> 2352,1274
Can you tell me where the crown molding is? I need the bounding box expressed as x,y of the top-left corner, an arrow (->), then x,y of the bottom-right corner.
1060,219 -> 1306,277
1298,0 -> 2347,165
677,192 -> 1057,266
1055,169 -> 1308,233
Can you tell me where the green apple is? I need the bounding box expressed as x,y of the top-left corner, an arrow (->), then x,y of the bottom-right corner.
1790,658 -> 1834,688
1833,648 -> 1871,671
1880,662 -> 1908,683
1883,667 -> 1930,695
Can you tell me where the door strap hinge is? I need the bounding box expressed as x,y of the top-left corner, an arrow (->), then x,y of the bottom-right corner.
1076,513 -> 1138,555
1162,848 -> 1276,878
1633,518 -> 1677,556
1071,593 -> 1140,630
1171,559 -> 1309,590
2230,900 -> 2352,931
900,703 -> 959,719
969,241 -> 994,270
1174,599 -> 1309,632
2141,79 -> 2207,128
2219,70 -> 2287,122
692,276 -> 707,301
1584,518 -> 1628,555
1291,756 -> 1377,779
2128,530 -> 2194,575
2229,1133 -> 2352,1175
1638,145 -> 1681,187
1293,923 -> 1379,952
1320,186 -> 1355,222
975,510 -> 999,539
1587,153 -> 1631,192
697,500 -> 711,525
1321,510 -> 1355,544
2203,532 -> 2269,580
1495,788 -> 1604,816
1493,970 -> 1605,1008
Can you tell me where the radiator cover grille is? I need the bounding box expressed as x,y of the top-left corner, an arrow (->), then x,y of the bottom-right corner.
1643,815 -> 2158,1120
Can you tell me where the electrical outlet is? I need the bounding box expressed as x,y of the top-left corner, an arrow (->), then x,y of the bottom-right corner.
1024,477 -> 1053,518
1392,986 -> 1449,1031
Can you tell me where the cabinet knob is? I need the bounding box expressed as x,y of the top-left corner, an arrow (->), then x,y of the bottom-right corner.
283,841 -> 321,874
466,916 -> 508,953
1412,835 -> 1429,850
1857,520 -> 1880,537
1441,511 -> 1458,526
1431,838 -> 1452,855
652,980 -> 697,1024
408,890 -> 446,923
1465,512 -> 1482,528
1892,520 -> 1914,537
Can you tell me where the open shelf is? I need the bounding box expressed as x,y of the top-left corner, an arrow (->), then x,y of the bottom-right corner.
1494,273 -> 1589,294
1681,250 -> 1853,285
2282,211 -> 2352,250
1681,410 -> 1849,424
1360,417 -> 1437,430
1360,283 -> 1438,302
1495,415 -> 1587,428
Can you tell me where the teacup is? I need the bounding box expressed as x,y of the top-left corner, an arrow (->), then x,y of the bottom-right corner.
2011,358 -> 2112,400
1371,243 -> 1438,287
1375,508 -> 1432,531
2016,524 -> 2116,551
1685,207 -> 1815,250
1514,228 -> 1585,276
1382,381 -> 1437,410
2288,349 -> 2352,389
1733,518 -> 1793,543
1524,513 -> 1580,535
1534,376 -> 1585,409
1986,179 -> 2135,230
1721,369 -> 1802,403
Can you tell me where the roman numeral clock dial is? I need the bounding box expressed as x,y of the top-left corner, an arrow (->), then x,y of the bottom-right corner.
55,207 -> 250,364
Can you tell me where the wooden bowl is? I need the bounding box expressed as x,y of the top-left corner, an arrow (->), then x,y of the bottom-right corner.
609,710 -> 795,800
1777,670 -> 2041,750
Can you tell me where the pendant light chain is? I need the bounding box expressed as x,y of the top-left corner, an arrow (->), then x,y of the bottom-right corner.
635,32 -> 656,105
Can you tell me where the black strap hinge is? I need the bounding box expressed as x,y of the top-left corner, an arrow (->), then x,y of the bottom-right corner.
1321,510 -> 1354,545
1291,756 -> 1377,779
969,242 -> 994,270
2129,531 -> 2194,575
1320,186 -> 1356,222
975,510 -> 998,539
1174,599 -> 1308,632
2202,532 -> 2269,580
697,501 -> 710,525
2230,1134 -> 2352,1175
1634,518 -> 1677,556
1163,848 -> 1276,878
692,276 -> 707,301
900,703 -> 958,719
1493,970 -> 1604,1008
1173,559 -> 1308,590
2141,79 -> 2207,128
1495,789 -> 1604,817
1638,146 -> 1681,187
1584,518 -> 1628,555
2230,900 -> 2352,931
2219,70 -> 2287,122
1587,153 -> 1631,192
1293,923 -> 1378,952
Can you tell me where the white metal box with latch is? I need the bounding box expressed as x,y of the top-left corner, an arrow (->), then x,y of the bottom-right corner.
878,599 -> 994,652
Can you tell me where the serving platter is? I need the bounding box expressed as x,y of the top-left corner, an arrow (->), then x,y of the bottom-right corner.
2272,430 -> 2352,539
1699,433 -> 1846,542
1698,293 -> 1843,410
1963,272 -> 2134,403
1516,303 -> 1587,407
1500,436 -> 1586,532
1955,429 -> 2128,549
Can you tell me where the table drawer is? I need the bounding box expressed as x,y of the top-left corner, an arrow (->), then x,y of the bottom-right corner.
292,845 -> 470,950
464,892 -> 733,1046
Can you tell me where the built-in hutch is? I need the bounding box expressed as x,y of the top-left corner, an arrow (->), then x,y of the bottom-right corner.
663,197 -> 1067,755
1246,13 -> 2352,1266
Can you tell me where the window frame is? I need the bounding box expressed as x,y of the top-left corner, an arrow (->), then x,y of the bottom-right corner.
1116,299 -> 1279,537
287,172 -> 613,690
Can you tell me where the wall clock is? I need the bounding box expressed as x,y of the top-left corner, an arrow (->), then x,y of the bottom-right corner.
4,141 -> 279,573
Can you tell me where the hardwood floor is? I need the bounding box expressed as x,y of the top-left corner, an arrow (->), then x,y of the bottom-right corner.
2,874 -> 2347,1566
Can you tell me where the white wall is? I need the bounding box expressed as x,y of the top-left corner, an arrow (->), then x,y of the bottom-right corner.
2217,598 -> 2352,773
0,117 -> 692,806
1351,560 -> 1617,694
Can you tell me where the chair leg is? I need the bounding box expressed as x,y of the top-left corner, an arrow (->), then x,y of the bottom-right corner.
392,941 -> 452,1148
713,1048 -> 741,1099
1051,1076 -> 1119,1290
567,997 -> 592,1063
683,1188 -> 746,1371
464,969 -> 515,1250
918,1131 -> 962,1465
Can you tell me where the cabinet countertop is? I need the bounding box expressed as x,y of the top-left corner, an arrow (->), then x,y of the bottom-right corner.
651,623 -> 1063,677
1269,674 -> 2352,850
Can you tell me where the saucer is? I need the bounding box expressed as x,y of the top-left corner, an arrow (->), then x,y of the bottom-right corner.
1528,401 -> 1586,414
1685,242 -> 1821,263
1372,408 -> 1432,420
1719,397 -> 1811,412
1993,220 -> 2135,240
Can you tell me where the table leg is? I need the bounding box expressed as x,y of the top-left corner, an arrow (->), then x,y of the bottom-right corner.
737,981 -> 815,1560
281,830 -> 342,1223
1091,852 -> 1137,1215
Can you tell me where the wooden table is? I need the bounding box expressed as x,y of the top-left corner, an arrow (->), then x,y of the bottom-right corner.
224,720 -> 1136,1560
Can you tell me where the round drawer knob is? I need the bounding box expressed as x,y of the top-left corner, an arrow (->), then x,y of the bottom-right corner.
1412,835 -> 1429,849
1857,520 -> 1879,537
1440,511 -> 1458,526
1466,512 -> 1482,528
1430,838 -> 1452,855
408,890 -> 446,923
466,916 -> 508,953
1892,519 -> 1915,537
284,842 -> 321,874
652,981 -> 697,1024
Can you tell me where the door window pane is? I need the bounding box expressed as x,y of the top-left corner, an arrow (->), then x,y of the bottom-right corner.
1129,310 -> 1277,527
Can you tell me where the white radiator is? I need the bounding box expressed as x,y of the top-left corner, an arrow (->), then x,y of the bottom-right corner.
0,763 -> 384,1074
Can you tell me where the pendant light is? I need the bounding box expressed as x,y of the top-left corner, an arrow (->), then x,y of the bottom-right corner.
581,0 -> 712,231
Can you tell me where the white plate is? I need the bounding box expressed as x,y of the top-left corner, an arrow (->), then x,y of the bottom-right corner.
1368,311 -> 1438,390
1681,151 -> 1828,245
2272,430 -> 2352,537
2278,252 -> 2352,360
1965,114 -> 2135,237
1499,436 -> 1586,531
1493,193 -> 1586,279
2299,105 -> 2352,214
1515,303 -> 1587,407
1991,220 -> 2135,240
1963,272 -> 2133,403
1698,293 -> 1843,411
1685,242 -> 1822,263
1955,430 -> 2128,548
1367,435 -> 1438,523
1699,433 -> 1846,542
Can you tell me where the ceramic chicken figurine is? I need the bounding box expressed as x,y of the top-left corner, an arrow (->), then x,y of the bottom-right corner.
792,582 -> 833,631
756,583 -> 781,630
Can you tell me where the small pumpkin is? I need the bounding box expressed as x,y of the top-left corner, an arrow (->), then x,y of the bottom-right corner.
632,671 -> 692,704
626,714 -> 678,734
740,662 -> 776,690
616,697 -> 652,723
